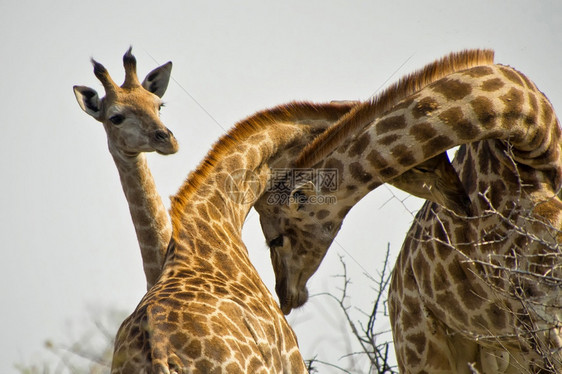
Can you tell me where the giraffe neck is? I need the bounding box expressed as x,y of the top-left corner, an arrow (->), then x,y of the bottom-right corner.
316,64 -> 562,215
165,102 -> 355,273
111,149 -> 171,289
166,125 -> 306,275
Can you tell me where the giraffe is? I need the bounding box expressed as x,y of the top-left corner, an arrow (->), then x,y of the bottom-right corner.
107,90 -> 475,372
254,49 -> 562,372
73,48 -> 176,289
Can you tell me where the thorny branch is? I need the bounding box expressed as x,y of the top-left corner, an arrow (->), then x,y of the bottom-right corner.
309,245 -> 398,374
404,146 -> 562,373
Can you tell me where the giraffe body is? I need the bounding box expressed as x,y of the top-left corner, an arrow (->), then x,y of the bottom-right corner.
256,50 -> 562,372
74,48 -> 176,288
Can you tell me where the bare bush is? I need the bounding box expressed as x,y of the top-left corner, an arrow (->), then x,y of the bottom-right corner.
306,244 -> 398,374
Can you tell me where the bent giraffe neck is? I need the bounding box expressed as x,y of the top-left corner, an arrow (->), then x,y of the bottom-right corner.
167,102 -> 355,267
313,64 -> 562,206
112,151 -> 171,289
170,129 -> 303,245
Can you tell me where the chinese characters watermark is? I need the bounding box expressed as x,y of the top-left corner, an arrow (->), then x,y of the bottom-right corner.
224,168 -> 339,205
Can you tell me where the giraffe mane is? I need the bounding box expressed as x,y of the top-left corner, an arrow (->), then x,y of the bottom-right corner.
295,49 -> 495,168
170,101 -> 355,229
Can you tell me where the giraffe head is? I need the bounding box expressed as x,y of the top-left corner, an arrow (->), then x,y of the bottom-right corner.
255,179 -> 345,315
73,47 -> 178,157
255,152 -> 471,315
254,50 -> 502,315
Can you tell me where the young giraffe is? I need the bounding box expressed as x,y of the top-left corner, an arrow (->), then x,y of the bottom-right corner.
74,48 -> 176,289
255,49 -> 562,372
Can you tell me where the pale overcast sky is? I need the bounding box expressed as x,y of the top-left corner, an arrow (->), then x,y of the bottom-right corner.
2,1 -> 562,372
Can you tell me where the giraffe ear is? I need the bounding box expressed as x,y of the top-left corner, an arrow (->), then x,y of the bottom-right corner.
142,61 -> 172,98
73,85 -> 102,120
289,181 -> 317,212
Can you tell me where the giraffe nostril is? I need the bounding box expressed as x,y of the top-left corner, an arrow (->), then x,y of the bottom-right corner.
154,130 -> 170,142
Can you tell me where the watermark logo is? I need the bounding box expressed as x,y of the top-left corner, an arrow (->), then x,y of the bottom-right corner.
224,169 -> 262,204
265,190 -> 337,205
224,168 -> 339,205
266,168 -> 338,193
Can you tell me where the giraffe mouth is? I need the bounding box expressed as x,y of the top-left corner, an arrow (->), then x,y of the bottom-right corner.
269,237 -> 310,314
152,130 -> 179,155
277,282 -> 309,315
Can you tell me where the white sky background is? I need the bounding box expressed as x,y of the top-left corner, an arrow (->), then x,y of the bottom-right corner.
2,1 -> 562,372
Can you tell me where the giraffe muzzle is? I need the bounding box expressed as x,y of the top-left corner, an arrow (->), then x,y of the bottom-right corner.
152,129 -> 179,155
277,280 -> 309,315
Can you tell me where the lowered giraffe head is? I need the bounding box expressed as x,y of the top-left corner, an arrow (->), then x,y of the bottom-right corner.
255,50 -> 496,314
256,140 -> 471,316
73,47 -> 178,157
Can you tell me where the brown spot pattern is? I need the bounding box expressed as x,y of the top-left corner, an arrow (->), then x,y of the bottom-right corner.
436,290 -> 468,325
409,332 -> 427,355
477,142 -> 491,174
391,144 -> 416,167
432,263 -> 450,288
540,97 -> 553,128
410,122 -> 438,142
470,96 -> 496,129
461,149 -> 476,194
500,87 -> 524,128
324,158 -> 344,180
490,180 -> 507,208
379,166 -> 399,179
402,294 -> 422,329
379,134 -> 400,146
376,114 -> 407,134
439,106 -> 479,140
432,78 -> 473,101
486,304 -> 506,329
480,78 -> 505,92
526,91 -> 538,126
315,209 -> 330,220
455,145 -> 466,164
366,149 -> 388,169
349,162 -> 373,183
413,97 -> 440,119
421,135 -> 454,159
348,131 -> 371,157
405,346 -> 422,366
463,65 -> 493,77
499,66 -> 524,86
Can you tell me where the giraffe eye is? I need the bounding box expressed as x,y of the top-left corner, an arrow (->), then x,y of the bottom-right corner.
268,236 -> 284,248
109,114 -> 125,125
414,166 -> 433,173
